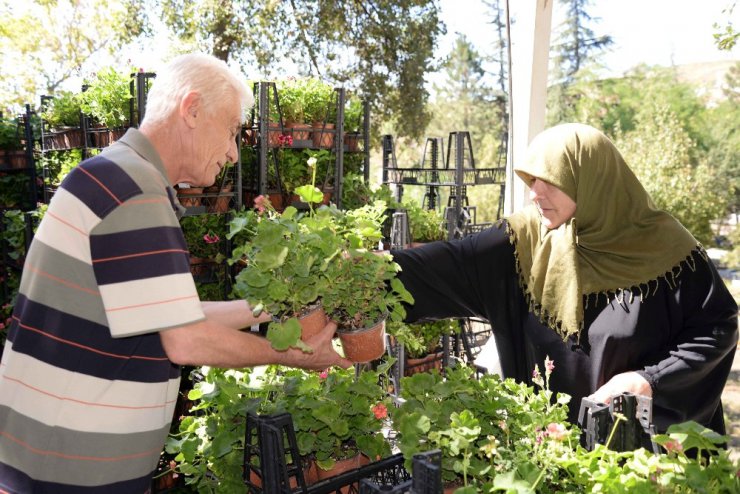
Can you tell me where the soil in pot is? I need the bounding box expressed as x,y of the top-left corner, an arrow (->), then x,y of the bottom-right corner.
337,319 -> 386,363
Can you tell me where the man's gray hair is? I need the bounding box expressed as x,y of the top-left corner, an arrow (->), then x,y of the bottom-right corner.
142,53 -> 253,126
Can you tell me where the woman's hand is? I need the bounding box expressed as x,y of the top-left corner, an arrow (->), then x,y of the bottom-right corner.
589,371 -> 652,404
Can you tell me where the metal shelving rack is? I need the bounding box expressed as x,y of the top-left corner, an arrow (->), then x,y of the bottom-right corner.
381,131 -> 506,241
242,82 -> 371,211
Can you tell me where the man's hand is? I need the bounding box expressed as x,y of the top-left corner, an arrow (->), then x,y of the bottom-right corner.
589,371 -> 652,405
289,320 -> 353,370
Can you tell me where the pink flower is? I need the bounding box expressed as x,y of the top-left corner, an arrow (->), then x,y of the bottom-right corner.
203,233 -> 219,244
532,366 -> 541,380
546,422 -> 567,441
254,194 -> 270,213
318,369 -> 329,379
663,439 -> 683,454
545,356 -> 555,375
372,403 -> 388,419
0,322 -> 4,330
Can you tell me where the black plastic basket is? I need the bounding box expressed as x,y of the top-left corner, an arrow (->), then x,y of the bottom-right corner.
243,412 -> 417,494
577,392 -> 659,453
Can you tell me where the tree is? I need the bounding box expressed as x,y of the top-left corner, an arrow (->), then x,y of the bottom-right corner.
547,0 -> 612,124
713,1 -> 739,50
616,104 -> 731,244
156,0 -> 445,139
0,1 -> 150,113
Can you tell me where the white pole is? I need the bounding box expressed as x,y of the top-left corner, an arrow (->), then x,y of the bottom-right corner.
504,0 -> 554,215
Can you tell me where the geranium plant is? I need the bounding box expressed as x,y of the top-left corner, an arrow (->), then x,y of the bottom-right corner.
228,158 -> 344,352
321,202 -> 414,331
261,361 -> 394,471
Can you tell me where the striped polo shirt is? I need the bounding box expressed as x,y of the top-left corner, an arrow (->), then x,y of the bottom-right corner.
0,129 -> 205,493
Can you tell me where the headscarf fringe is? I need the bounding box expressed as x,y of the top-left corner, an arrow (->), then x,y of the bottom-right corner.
508,220 -> 704,339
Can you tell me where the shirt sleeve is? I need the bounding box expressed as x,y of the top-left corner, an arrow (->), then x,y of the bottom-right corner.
91,191 -> 205,338
636,253 -> 738,429
391,225 -> 515,322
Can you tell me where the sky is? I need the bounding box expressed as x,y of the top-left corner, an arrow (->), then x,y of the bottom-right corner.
437,0 -> 739,78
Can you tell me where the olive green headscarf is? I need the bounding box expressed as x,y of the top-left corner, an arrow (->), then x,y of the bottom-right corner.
506,123 -> 699,338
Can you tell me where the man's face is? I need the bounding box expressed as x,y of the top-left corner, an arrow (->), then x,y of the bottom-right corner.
190,97 -> 241,187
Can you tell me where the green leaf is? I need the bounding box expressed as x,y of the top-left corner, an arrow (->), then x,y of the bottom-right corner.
295,184 -> 324,204
266,318 -> 302,350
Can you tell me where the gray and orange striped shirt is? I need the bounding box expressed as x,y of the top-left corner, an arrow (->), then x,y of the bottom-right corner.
0,129 -> 205,493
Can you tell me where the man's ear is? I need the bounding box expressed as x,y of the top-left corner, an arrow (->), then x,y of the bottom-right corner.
180,91 -> 201,129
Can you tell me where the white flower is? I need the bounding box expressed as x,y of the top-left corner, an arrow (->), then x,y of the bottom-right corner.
307,157 -> 317,168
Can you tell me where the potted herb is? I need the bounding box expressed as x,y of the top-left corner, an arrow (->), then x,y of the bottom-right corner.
344,96 -> 363,152
263,362 -> 394,474
387,319 -> 458,374
78,67 -> 131,146
0,116 -> 26,169
405,202 -> 447,244
41,91 -> 83,149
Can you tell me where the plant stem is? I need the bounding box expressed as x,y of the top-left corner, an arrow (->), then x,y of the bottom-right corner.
605,414 -> 625,450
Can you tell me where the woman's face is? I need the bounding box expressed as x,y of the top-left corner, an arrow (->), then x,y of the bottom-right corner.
528,178 -> 577,229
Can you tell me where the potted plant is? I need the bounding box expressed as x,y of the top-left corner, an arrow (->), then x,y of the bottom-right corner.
322,201 -> 415,363
275,78 -> 312,141
41,91 -> 83,149
228,161 -> 345,352
387,319 -> 458,374
393,359 -> 573,491
405,202 -> 447,245
344,96 -> 363,152
0,116 -> 26,169
301,79 -> 336,149
78,67 -> 131,146
204,162 -> 235,213
180,213 -> 227,281
341,172 -> 373,210
262,362 -> 394,475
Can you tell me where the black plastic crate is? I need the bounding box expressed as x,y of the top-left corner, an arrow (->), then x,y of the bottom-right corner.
577,392 -> 659,453
243,412 -> 422,494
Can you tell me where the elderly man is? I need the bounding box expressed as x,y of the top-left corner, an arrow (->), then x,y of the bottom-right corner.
0,53 -> 350,493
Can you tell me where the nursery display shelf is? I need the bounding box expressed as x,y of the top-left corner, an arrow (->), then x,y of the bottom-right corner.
384,167 -> 506,186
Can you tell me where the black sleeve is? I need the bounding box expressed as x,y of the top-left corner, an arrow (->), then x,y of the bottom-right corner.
390,225 -> 517,323
637,253 -> 738,431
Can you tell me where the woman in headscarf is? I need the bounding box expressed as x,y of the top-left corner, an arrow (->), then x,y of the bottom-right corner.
391,123 -> 738,435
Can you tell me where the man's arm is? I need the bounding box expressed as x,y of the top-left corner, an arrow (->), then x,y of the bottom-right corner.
160,301 -> 352,370
200,299 -> 271,329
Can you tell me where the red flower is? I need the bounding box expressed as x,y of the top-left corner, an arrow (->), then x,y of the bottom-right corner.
372,403 -> 388,419
663,439 -> 683,454
278,134 -> 293,147
318,369 -> 329,379
203,233 -> 219,244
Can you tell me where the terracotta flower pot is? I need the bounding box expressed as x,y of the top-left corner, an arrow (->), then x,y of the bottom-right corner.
206,184 -> 233,213
316,453 -> 370,494
177,187 -> 203,208
405,351 -> 444,376
287,122 -> 313,142
337,318 -> 386,363
312,122 -> 335,149
344,133 -> 361,152
298,304 -> 329,342
248,457 -> 319,489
